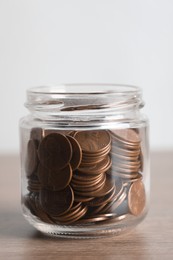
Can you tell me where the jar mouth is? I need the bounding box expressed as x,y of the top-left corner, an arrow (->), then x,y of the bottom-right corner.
25,84 -> 144,118
27,84 -> 141,96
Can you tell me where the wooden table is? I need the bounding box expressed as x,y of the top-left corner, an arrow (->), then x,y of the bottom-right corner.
0,152 -> 173,259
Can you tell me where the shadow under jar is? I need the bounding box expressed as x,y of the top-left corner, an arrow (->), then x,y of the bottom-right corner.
19,84 -> 150,238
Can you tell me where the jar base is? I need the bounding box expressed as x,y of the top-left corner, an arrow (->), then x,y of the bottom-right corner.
23,212 -> 147,239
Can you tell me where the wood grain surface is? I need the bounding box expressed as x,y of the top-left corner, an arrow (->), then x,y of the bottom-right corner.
0,152 -> 173,260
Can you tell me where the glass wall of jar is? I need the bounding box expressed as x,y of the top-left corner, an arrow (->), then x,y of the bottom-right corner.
19,84 -> 150,238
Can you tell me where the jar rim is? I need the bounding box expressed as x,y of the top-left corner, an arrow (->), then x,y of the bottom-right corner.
25,84 -> 144,121
27,84 -> 141,96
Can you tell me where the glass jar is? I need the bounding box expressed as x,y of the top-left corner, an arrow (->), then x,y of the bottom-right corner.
19,84 -> 150,238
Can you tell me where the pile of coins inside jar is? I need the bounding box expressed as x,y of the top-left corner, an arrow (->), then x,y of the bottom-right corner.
23,128 -> 146,225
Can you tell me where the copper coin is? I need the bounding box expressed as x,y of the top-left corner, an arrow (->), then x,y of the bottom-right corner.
63,206 -> 88,224
82,144 -> 111,157
80,155 -> 107,166
128,180 -> 146,216
25,139 -> 39,177
111,155 -> 140,166
77,212 -> 120,224
38,133 -> 72,170
55,206 -> 88,224
48,164 -> 72,191
139,149 -> 144,172
53,202 -> 82,221
74,130 -> 111,153
37,163 -> 49,186
66,135 -> 82,170
76,175 -> 115,198
75,214 -> 108,224
78,156 -> 111,175
34,196 -> 54,224
72,174 -> 106,192
24,193 -> 37,216
86,186 -> 116,207
115,141 -> 140,151
93,175 -> 115,197
111,151 -> 140,162
113,172 -> 139,180
72,171 -> 103,182
71,201 -> 82,210
111,177 -> 124,201
102,188 -> 127,213
111,165 -> 138,174
30,128 -> 43,143
74,195 -> 94,202
102,214 -> 127,224
39,185 -> 74,216
98,176 -> 123,207
43,129 -> 73,137
71,173 -> 104,188
27,178 -> 42,192
110,129 -> 141,145
112,163 -> 140,173
74,174 -> 106,197
72,173 -> 103,185
88,201 -> 109,215
111,145 -> 140,157
122,172 -> 143,183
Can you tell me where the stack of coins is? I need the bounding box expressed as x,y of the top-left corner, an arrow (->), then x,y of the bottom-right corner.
71,131 -> 112,201
110,129 -> 142,183
24,128 -> 146,225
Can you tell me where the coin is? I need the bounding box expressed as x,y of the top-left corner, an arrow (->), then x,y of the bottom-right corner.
111,165 -> 139,174
111,144 -> 141,156
74,130 -> 111,153
102,214 -> 127,224
25,139 -> 39,177
102,188 -> 127,213
110,177 -> 124,201
30,128 -> 43,143
77,212 -> 120,224
66,135 -> 82,170
71,173 -> 104,188
52,202 -> 82,221
86,186 -> 116,207
110,129 -> 141,145
82,144 -> 111,157
75,175 -> 115,198
48,164 -> 72,191
111,151 -> 140,162
38,133 -> 72,170
74,174 -> 106,197
39,185 -> 74,216
27,178 -> 42,192
72,171 -> 103,183
95,179 -> 124,215
43,129 -> 73,137
24,193 -> 37,216
34,196 -> 54,224
78,156 -> 111,175
75,214 -> 108,224
72,174 -> 106,192
128,180 -> 146,216
55,205 -> 88,224
37,163 -> 49,186
74,195 -> 94,202
88,201 -> 109,215
114,162 -> 141,173
113,172 -> 139,179
80,154 -> 107,166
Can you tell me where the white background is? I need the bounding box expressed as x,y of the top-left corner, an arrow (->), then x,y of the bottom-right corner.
0,0 -> 173,153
